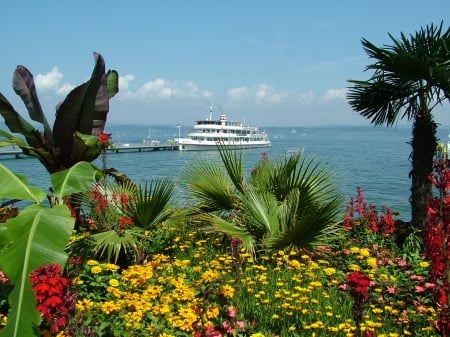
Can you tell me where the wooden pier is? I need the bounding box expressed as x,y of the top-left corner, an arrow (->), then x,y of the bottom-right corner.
110,143 -> 178,153
0,143 -> 179,159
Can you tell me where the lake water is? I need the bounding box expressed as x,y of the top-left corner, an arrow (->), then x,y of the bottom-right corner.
2,124 -> 450,221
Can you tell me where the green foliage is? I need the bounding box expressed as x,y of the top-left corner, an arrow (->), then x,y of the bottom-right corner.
180,158 -> 236,212
90,229 -> 141,266
75,177 -> 177,265
131,178 -> 175,230
0,162 -> 99,337
182,148 -> 344,256
0,52 -> 119,173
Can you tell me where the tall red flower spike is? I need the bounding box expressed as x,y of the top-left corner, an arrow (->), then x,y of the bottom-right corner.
424,160 -> 450,336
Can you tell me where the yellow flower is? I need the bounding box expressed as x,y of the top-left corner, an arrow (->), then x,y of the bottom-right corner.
205,305 -> 220,319
144,285 -> 163,299
366,257 -> 377,267
359,248 -> 370,257
324,267 -> 336,276
86,259 -> 99,265
101,301 -> 121,314
350,247 -> 360,254
109,278 -> 120,287
309,281 -> 322,288
348,264 -> 360,271
76,298 -> 93,311
201,269 -> 219,283
104,263 -> 120,272
219,284 -> 235,298
419,261 -> 429,268
71,276 -> 83,285
91,265 -> 102,274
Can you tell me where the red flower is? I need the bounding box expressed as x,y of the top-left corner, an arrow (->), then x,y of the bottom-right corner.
98,133 -> 110,145
347,271 -> 371,302
29,263 -> 74,334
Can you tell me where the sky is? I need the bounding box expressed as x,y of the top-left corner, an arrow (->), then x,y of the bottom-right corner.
1,1 -> 450,127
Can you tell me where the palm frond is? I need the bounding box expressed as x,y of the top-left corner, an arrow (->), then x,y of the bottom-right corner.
217,144 -> 245,193
200,213 -> 256,255
132,178 -> 175,229
91,228 -> 142,264
180,159 -> 235,211
239,184 -> 280,237
265,195 -> 343,251
277,188 -> 300,233
348,21 -> 450,126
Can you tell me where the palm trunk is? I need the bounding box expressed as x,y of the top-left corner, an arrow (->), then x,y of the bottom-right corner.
410,109 -> 437,229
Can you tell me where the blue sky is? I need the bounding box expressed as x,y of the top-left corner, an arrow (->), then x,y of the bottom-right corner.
1,1 -> 450,127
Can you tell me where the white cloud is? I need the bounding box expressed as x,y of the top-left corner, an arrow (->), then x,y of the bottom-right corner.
184,81 -> 212,98
297,90 -> 315,104
137,78 -> 173,99
322,88 -> 347,102
119,74 -> 135,91
56,83 -> 74,95
227,86 -> 249,102
120,77 -> 212,101
255,84 -> 287,104
227,84 -> 289,104
35,66 -> 74,95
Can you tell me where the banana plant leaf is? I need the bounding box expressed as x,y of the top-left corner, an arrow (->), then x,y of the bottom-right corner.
51,161 -> 100,196
0,204 -> 74,337
52,53 -> 118,167
0,161 -> 99,337
12,66 -> 53,150
0,52 -> 118,172
0,93 -> 46,153
70,131 -> 105,164
0,163 -> 46,203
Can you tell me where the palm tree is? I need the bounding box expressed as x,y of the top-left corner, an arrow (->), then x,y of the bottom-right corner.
180,146 -> 343,256
347,22 -> 450,229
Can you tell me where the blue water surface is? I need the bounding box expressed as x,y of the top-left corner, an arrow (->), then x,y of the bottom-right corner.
2,124 -> 450,221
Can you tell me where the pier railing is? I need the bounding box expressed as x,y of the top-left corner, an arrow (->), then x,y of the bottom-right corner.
0,143 -> 179,159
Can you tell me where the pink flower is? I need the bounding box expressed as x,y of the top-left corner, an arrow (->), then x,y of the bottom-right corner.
410,274 -> 423,281
339,283 -> 348,290
221,321 -> 233,334
387,286 -> 395,294
415,285 -> 426,293
236,321 -> 245,329
227,306 -> 236,318
425,282 -> 436,289
0,270 -> 8,283
397,259 -> 407,267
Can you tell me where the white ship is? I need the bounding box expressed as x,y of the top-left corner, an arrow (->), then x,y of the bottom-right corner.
178,106 -> 271,151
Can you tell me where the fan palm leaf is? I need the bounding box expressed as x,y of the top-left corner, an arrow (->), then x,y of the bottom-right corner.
90,228 -> 142,264
239,183 -> 281,238
131,178 -> 175,229
217,143 -> 245,192
180,159 -> 236,211
200,213 -> 257,255
265,194 -> 343,251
